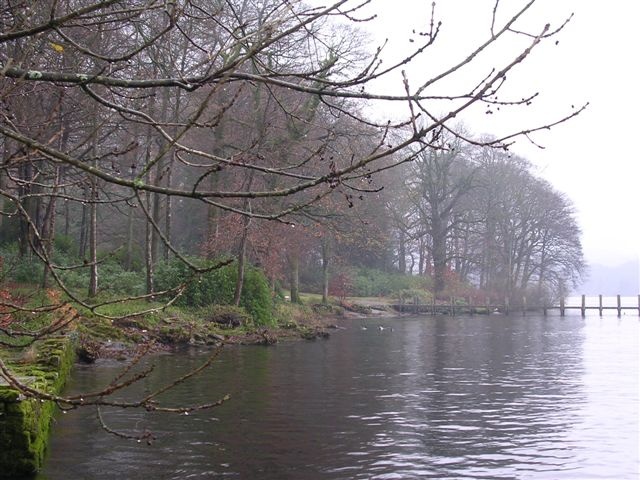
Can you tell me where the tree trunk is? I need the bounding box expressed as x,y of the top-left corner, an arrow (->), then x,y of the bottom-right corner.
0,151 -> 5,233
125,206 -> 135,271
163,158 -> 172,261
289,252 -> 301,304
206,123 -> 225,248
41,167 -> 60,289
150,85 -> 170,265
17,162 -> 33,257
398,230 -> 406,274
233,175 -> 254,305
151,165 -> 162,265
145,190 -> 154,296
431,214 -> 448,297
418,236 -> 425,276
87,177 -> 98,297
78,200 -> 87,259
63,190 -> 70,237
321,235 -> 331,304
206,173 -> 220,249
233,223 -> 249,306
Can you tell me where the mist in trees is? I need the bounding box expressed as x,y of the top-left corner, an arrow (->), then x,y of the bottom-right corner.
388,140 -> 584,303
0,0 -> 585,412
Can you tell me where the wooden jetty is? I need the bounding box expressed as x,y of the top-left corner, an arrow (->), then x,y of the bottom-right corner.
391,294 -> 640,317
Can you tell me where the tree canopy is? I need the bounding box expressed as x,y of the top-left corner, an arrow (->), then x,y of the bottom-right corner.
0,0 -> 585,417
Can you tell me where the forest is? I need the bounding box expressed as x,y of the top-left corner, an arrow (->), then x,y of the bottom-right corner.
0,1 -> 592,466
0,0 -> 585,327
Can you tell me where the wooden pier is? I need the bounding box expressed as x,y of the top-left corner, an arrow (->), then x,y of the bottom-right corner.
392,294 -> 640,317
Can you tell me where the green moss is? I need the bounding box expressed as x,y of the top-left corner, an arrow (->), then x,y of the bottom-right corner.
78,318 -> 127,341
157,324 -> 192,344
0,336 -> 75,478
0,387 -> 20,402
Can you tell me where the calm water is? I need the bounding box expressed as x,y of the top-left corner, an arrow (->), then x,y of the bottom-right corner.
39,314 -> 639,479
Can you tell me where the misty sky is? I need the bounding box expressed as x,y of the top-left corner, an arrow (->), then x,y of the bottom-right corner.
353,0 -> 639,268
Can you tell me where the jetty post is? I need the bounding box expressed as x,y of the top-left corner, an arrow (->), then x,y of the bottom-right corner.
581,295 -> 586,317
599,294 -> 603,316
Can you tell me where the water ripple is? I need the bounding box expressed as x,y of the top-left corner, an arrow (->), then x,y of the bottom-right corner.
40,316 -> 639,480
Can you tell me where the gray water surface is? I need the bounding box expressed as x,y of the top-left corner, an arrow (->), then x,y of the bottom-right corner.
39,315 -> 639,479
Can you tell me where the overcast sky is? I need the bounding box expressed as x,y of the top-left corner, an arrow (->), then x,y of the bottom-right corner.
352,0 -> 639,268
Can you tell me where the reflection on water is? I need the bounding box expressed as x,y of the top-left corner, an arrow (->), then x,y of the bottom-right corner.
39,315 -> 639,479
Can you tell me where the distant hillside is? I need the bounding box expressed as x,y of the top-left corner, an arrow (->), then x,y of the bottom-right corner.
577,259 -> 640,295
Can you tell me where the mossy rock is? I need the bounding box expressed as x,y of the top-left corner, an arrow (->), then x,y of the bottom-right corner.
191,330 -> 225,346
79,318 -> 127,341
299,327 -> 330,341
311,303 -> 345,317
0,335 -> 76,477
157,324 -> 192,344
256,329 -> 278,345
206,305 -> 252,329
339,302 -> 372,315
113,316 -> 150,329
0,387 -> 20,402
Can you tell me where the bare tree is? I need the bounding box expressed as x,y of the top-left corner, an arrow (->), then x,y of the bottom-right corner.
406,136 -> 478,296
1,0 -> 584,427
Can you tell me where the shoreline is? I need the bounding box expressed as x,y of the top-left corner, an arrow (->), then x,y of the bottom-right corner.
77,300 -> 401,361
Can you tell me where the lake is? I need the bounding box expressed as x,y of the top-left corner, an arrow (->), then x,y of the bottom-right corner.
39,313 -> 639,479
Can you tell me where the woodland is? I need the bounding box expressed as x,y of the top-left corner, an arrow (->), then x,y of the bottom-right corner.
0,0 -> 585,413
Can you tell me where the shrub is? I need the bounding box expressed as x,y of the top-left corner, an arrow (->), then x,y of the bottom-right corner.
396,288 -> 432,303
58,261 -> 145,296
349,267 -> 429,297
53,235 -> 77,257
99,262 -> 145,295
273,300 -> 314,327
329,271 -> 352,300
59,269 -> 89,290
111,245 -> 144,272
0,245 -> 41,284
155,258 -> 273,325
239,267 -> 273,325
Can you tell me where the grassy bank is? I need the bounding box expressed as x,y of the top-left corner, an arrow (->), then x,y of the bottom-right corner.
66,293 -> 350,360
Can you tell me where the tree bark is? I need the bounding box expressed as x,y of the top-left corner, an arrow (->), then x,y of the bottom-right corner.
431,213 -> 448,296
233,174 -> 254,305
125,205 -> 135,271
398,230 -> 406,274
321,235 -> 331,304
145,189 -> 154,296
41,167 -> 60,289
78,200 -> 87,259
289,252 -> 301,304
233,221 -> 249,306
87,177 -> 98,297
